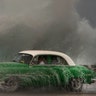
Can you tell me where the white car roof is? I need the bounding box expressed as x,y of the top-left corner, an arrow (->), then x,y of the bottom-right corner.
19,50 -> 75,66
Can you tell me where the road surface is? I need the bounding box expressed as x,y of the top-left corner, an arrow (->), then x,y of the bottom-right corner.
0,83 -> 96,96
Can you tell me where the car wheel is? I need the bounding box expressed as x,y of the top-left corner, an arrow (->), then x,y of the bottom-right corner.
1,76 -> 20,92
69,78 -> 83,92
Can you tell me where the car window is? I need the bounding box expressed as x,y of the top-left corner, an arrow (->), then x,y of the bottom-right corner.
13,53 -> 33,64
32,55 -> 46,65
50,55 -> 68,65
32,55 -> 68,65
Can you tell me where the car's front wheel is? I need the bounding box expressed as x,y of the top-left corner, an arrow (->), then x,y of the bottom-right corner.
69,78 -> 83,92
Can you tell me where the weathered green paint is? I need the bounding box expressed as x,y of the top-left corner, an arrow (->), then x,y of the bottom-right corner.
0,62 -> 95,88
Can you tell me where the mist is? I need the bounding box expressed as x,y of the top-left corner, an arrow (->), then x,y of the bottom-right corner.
0,0 -> 96,65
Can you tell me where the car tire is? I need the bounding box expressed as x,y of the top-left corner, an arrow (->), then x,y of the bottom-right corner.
1,76 -> 20,92
69,78 -> 83,92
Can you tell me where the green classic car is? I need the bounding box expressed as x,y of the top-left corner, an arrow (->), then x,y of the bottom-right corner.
0,50 -> 95,92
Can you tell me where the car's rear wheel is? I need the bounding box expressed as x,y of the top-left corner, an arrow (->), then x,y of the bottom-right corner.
1,76 -> 20,92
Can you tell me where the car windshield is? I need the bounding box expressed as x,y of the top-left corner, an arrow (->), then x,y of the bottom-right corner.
13,53 -> 32,64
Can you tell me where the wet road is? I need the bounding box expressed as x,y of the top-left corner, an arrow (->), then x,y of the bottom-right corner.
0,93 -> 96,96
0,83 -> 96,96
